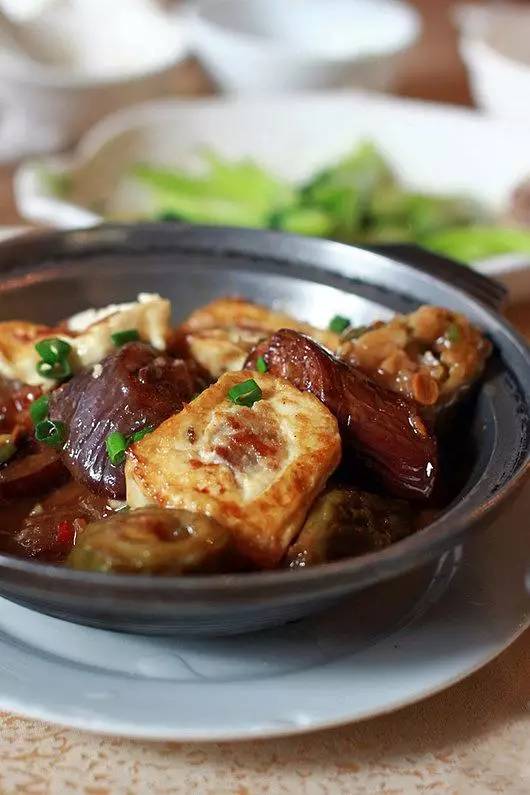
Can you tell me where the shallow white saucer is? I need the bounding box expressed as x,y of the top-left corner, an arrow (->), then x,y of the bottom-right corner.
0,484 -> 528,741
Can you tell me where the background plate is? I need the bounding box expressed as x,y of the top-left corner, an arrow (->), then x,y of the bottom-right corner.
13,91 -> 530,295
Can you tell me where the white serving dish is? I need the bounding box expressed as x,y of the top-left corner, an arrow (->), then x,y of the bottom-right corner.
191,0 -> 420,93
456,3 -> 530,122
0,482 -> 527,739
0,0 -> 188,160
14,91 -> 530,296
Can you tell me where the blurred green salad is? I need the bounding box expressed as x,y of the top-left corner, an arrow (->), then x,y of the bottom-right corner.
130,142 -> 530,264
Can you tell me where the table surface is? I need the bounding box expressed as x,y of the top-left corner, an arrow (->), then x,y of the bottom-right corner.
0,1 -> 529,793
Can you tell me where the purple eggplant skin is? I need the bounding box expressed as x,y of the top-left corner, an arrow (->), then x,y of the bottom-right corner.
246,329 -> 438,501
0,444 -> 68,503
49,342 -> 196,500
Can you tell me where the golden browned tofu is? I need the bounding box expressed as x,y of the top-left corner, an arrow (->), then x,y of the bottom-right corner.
0,293 -> 170,388
0,321 -> 52,386
126,370 -> 341,568
180,297 -> 341,378
184,327 -> 265,379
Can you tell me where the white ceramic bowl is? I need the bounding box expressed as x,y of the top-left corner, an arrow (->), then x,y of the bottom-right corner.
456,3 -> 530,121
191,0 -> 420,93
0,0 -> 188,160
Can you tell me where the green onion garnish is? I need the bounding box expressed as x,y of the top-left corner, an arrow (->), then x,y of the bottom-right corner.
111,329 -> 140,347
256,355 -> 268,374
105,425 -> 155,465
227,378 -> 262,408
35,337 -> 72,365
106,431 -> 128,465
35,337 -> 72,382
0,440 -> 16,465
35,419 -> 67,448
446,323 -> 461,344
29,394 -> 49,425
342,324 -> 368,341
129,425 -> 154,445
36,359 -> 72,381
328,315 -> 350,334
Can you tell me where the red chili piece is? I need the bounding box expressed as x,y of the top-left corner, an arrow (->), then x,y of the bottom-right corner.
56,519 -> 75,545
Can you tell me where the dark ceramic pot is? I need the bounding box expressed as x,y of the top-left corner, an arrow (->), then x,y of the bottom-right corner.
0,224 -> 527,634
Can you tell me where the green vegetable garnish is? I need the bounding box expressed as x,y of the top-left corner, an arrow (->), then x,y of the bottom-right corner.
342,324 -> 368,341
106,425 -> 155,465
35,338 -> 71,365
329,315 -> 350,334
446,323 -> 461,344
35,337 -> 72,381
111,329 -> 140,347
256,356 -> 268,374
29,394 -> 49,425
227,379 -> 262,408
35,419 -> 67,448
36,359 -> 72,381
0,439 -> 16,465
106,431 -> 128,465
129,426 -> 154,444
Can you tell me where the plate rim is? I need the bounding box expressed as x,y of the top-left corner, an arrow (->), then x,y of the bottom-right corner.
0,516 -> 527,741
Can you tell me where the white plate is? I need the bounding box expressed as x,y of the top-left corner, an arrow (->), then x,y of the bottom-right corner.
0,482 -> 528,741
13,91 -> 530,297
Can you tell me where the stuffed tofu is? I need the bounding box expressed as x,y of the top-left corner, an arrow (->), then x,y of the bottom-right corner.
0,293 -> 170,388
126,370 -> 341,568
175,297 -> 341,379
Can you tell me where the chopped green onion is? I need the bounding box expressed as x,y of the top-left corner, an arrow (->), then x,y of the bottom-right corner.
446,323 -> 461,344
328,315 -> 350,334
129,425 -> 154,445
0,440 -> 16,465
342,324 -> 368,341
35,419 -> 67,448
227,378 -> 262,408
36,359 -> 72,381
106,431 -> 127,465
35,337 -> 71,365
29,394 -> 49,425
256,355 -> 268,374
111,329 -> 140,347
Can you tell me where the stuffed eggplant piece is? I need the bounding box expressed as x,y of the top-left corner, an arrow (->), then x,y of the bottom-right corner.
339,305 -> 491,413
13,480 -> 110,562
49,342 -> 196,500
247,329 -> 437,500
66,507 -> 231,575
287,487 -> 414,568
0,443 -> 68,502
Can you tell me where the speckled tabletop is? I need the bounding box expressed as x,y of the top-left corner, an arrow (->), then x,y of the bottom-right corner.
0,628 -> 528,795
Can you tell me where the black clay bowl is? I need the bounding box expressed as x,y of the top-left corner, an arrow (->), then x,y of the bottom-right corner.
0,224 -> 528,635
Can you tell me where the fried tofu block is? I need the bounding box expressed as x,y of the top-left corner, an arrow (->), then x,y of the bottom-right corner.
126,370 -> 341,568
184,327 -> 266,379
0,293 -> 170,388
0,321 -> 53,386
180,297 -> 341,378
